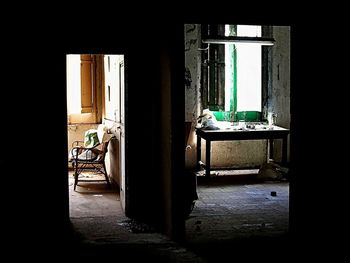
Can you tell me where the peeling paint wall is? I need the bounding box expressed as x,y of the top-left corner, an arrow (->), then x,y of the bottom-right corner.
184,24 -> 201,123
185,24 -> 290,169
185,24 -> 201,168
270,26 -> 291,162
200,140 -> 267,168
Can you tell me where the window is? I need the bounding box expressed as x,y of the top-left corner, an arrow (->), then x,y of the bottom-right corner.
66,54 -> 99,124
203,24 -> 270,122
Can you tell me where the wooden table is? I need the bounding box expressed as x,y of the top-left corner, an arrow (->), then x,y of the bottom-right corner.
196,125 -> 289,177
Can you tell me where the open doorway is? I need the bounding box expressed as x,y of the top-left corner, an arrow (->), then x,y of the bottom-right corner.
184,24 -> 291,257
66,54 -> 127,226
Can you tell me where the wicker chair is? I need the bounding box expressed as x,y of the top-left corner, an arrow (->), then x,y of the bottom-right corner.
69,131 -> 115,191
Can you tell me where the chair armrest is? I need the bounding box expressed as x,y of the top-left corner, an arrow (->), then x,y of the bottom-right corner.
72,140 -> 84,147
70,146 -> 102,161
70,146 -> 84,160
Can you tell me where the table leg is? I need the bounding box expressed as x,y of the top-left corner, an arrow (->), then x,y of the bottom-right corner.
282,135 -> 288,166
196,134 -> 201,170
206,140 -> 211,178
269,139 -> 274,160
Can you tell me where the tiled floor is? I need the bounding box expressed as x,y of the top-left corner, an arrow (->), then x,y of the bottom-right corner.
68,171 -> 289,261
185,174 -> 289,261
186,178 -> 289,242
68,172 -> 206,262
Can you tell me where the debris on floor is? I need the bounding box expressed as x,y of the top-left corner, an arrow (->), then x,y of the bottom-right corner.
118,219 -> 156,233
257,160 -> 289,181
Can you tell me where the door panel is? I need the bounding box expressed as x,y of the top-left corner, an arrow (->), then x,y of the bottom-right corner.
104,55 -> 120,123
119,59 -> 126,211
103,55 -> 126,211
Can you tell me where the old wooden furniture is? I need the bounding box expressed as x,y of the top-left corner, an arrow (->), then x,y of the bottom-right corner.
196,125 -> 289,177
69,126 -> 115,190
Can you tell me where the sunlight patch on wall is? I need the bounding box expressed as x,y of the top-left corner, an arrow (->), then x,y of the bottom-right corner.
66,54 -> 81,114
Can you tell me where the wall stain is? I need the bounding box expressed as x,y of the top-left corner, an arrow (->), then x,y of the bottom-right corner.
186,24 -> 196,33
185,39 -> 197,52
185,67 -> 192,89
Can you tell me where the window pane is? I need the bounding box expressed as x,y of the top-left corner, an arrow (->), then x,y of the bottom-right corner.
236,25 -> 261,112
66,55 -> 81,114
237,25 -> 261,37
236,44 -> 261,112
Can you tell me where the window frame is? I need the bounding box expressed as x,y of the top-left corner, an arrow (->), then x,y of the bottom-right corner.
67,54 -> 102,125
201,24 -> 271,122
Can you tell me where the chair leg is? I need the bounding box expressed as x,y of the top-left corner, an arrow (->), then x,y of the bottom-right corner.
74,163 -> 79,191
74,174 -> 78,191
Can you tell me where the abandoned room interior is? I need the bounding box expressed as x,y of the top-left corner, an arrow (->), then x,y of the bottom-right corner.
6,17 -> 343,259
56,23 -> 293,261
4,6 -> 346,258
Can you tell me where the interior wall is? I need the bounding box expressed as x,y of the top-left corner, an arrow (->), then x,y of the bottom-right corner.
124,25 -> 185,240
104,119 -> 120,186
104,55 -> 123,122
103,55 -> 125,187
125,48 -> 164,227
184,24 -> 202,169
269,26 -> 291,162
159,43 -> 173,238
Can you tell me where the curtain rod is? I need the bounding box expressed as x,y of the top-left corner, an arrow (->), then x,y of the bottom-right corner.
202,36 -> 275,45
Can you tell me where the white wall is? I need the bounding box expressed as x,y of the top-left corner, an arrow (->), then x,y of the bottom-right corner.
103,55 -> 124,186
